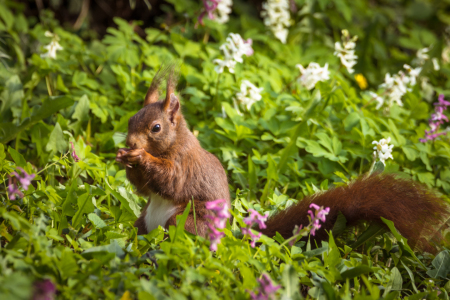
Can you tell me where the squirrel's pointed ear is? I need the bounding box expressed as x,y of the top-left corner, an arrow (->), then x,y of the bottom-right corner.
143,66 -> 167,107
163,93 -> 180,124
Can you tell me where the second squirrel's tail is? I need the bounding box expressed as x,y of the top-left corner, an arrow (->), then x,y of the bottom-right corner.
261,173 -> 450,252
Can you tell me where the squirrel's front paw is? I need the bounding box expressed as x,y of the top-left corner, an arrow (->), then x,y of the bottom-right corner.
116,148 -> 130,165
124,148 -> 149,165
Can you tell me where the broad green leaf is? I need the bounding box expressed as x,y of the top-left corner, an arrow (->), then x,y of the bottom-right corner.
73,95 -> 90,121
45,122 -> 66,154
88,213 -> 107,229
427,250 -> 450,279
381,217 -> 426,269
8,147 -> 26,167
72,193 -> 94,229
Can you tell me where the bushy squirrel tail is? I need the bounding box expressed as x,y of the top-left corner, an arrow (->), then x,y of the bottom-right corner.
261,173 -> 450,252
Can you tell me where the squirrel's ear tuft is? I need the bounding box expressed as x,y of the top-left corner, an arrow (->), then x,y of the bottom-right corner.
164,93 -> 180,124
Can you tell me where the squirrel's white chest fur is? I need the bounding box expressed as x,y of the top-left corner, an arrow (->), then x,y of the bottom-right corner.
145,193 -> 177,233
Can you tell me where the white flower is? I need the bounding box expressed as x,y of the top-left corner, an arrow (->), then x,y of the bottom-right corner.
403,64 -> 421,86
236,80 -> 263,110
368,92 -> 384,110
209,0 -> 233,24
376,64 -> 423,109
213,33 -> 253,74
432,58 -> 440,71
372,137 -> 394,166
261,0 -> 291,43
416,47 -> 429,65
296,62 -> 330,90
334,30 -> 358,74
41,40 -> 63,59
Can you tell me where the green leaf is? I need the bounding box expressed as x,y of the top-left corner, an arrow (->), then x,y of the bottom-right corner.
72,95 -> 90,121
82,239 -> 125,258
8,147 -> 27,167
0,96 -> 74,144
88,213 -> 107,229
343,112 -> 360,131
381,217 -> 426,269
0,75 -> 23,120
340,265 -> 373,280
282,266 -> 302,300
331,212 -> 347,237
72,193 -> 94,229
45,122 -> 66,154
427,250 -> 450,279
401,260 -> 418,293
351,223 -> 386,249
105,180 -> 140,217
171,201 -> 191,242
278,96 -> 321,173
383,267 -> 403,296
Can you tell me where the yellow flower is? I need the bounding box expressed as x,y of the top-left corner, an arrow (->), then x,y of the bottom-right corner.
120,291 -> 132,300
355,73 -> 368,90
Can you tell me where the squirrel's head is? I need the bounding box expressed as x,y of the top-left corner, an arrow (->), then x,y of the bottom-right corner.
126,67 -> 183,156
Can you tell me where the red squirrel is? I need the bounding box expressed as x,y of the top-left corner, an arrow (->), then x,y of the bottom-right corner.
116,67 -> 449,252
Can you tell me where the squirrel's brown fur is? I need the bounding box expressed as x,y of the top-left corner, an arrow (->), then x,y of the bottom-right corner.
116,67 -> 230,236
262,173 -> 449,253
117,67 -> 449,252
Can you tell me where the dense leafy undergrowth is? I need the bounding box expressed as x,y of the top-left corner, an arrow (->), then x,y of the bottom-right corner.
2,0 -> 450,299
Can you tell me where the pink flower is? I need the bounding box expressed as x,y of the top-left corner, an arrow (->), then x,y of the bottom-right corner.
249,273 -> 280,300
244,39 -> 254,56
32,279 -> 56,300
241,227 -> 262,247
421,94 -> 449,142
205,199 -> 231,220
12,167 -> 35,190
7,179 -> 23,200
243,209 -> 268,229
241,209 -> 268,248
70,142 -> 80,162
7,167 -> 35,200
205,199 -> 230,251
307,203 -> 330,236
435,94 -> 450,107
199,0 -> 219,24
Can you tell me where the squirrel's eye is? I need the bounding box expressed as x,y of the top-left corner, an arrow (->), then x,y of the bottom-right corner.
152,124 -> 161,133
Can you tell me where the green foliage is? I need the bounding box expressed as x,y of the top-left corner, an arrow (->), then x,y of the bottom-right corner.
2,0 -> 450,299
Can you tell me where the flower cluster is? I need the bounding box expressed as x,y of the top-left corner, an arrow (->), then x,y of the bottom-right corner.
199,0 -> 233,24
205,199 -> 230,251
420,94 -> 450,142
41,31 -> 63,59
296,63 -> 330,90
7,167 -> 35,200
249,273 -> 280,300
308,204 -> 330,236
241,209 -> 268,247
372,137 -> 394,166
70,142 -> 80,162
261,0 -> 291,44
376,64 -> 422,109
236,80 -> 264,110
286,204 -> 330,246
214,33 -> 253,74
334,29 -> 358,74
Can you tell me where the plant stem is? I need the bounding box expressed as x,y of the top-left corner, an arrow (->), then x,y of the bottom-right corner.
37,152 -> 70,175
